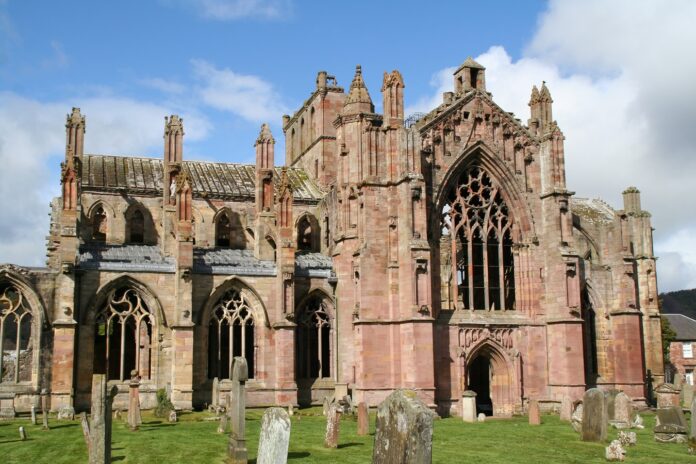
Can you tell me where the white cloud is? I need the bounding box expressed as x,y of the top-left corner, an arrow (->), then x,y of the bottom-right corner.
0,92 -> 211,266
192,59 -> 288,123
406,1 -> 696,292
139,77 -> 186,95
169,0 -> 290,20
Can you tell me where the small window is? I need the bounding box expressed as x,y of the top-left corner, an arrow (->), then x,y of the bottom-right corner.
683,343 -> 693,359
686,370 -> 694,386
129,210 -> 145,244
92,207 -> 107,242
216,213 -> 231,247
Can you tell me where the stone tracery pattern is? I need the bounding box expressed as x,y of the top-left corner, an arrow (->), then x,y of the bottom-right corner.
441,166 -> 515,310
0,283 -> 33,383
208,288 -> 255,380
296,296 -> 331,379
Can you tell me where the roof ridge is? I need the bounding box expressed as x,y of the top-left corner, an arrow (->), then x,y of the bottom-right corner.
85,153 -> 306,170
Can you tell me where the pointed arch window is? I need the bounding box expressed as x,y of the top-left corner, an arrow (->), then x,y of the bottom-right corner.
92,206 -> 107,242
93,287 -> 154,381
216,213 -> 232,247
441,166 -> 515,310
208,289 -> 255,380
129,209 -> 145,244
296,295 -> 331,379
297,215 -> 316,251
0,283 -> 33,383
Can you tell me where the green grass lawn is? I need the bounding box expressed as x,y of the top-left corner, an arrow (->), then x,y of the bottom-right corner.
0,409 -> 694,463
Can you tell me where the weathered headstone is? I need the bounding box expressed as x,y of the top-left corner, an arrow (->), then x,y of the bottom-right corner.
605,439 -> 625,461
168,410 -> 177,423
228,356 -> 248,464
581,388 -> 607,442
322,396 -> 332,416
683,383 -> 694,409
571,401 -> 583,433
655,383 -> 681,408
654,406 -> 688,443
604,390 -> 620,422
324,403 -> 341,448
81,412 -> 91,452
19,426 -> 27,441
89,374 -> 118,464
0,393 -> 16,420
691,397 -> 696,438
57,405 -> 75,420
610,392 -> 633,429
461,390 -> 477,423
674,372 -> 684,389
618,430 -> 637,446
257,407 -> 291,464
41,389 -> 49,430
528,399 -> 541,425
31,405 -> 37,425
127,370 -> 142,431
372,390 -> 433,464
559,396 -> 572,422
212,377 -> 220,409
477,413 -> 486,422
357,402 -> 369,436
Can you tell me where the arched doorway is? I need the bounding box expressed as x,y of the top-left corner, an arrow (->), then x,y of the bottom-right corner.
468,356 -> 493,415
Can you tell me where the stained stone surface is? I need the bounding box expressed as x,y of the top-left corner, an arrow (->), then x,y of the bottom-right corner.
357,402 -> 369,436
654,406 -> 688,443
372,390 -> 433,464
582,388 -> 607,442
559,396 -> 572,422
618,431 -> 637,446
605,439 -> 625,461
31,406 -> 37,425
324,403 -> 341,449
212,377 -> 220,408
257,407 -> 291,464
89,374 -> 118,464
611,392 -> 633,429
528,399 -> 541,425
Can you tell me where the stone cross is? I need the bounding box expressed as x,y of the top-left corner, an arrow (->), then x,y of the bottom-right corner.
372,390 -> 433,464
228,356 -> 248,464
324,402 -> 341,448
89,374 -> 118,464
31,405 -> 37,425
461,390 -> 477,423
611,392 -> 633,429
582,388 -> 607,442
127,370 -> 142,431
528,399 -> 541,425
357,402 -> 369,436
41,388 -> 49,430
257,407 -> 291,464
559,396 -> 572,422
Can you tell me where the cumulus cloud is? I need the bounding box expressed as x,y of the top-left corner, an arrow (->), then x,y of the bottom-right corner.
0,92 -> 211,266
192,59 -> 288,122
406,1 -> 696,292
168,0 -> 291,20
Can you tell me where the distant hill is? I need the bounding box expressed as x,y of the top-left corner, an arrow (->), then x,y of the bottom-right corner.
660,288 -> 696,319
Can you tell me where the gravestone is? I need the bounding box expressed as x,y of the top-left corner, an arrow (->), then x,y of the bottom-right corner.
81,412 -> 91,452
127,370 -> 142,431
571,401 -> 583,433
57,405 -> 75,420
31,405 -> 37,425
357,402 -> 369,436
682,383 -> 694,409
168,410 -> 177,423
89,374 -> 118,464
632,413 -> 644,429
559,396 -> 572,422
324,403 -> 341,448
477,413 -> 486,422
288,404 -> 294,417
691,398 -> 696,438
618,430 -> 637,446
372,390 -> 433,464
257,407 -> 291,464
461,390 -> 477,423
228,356 -> 248,464
611,392 -> 633,429
212,377 -> 220,409
41,389 -> 49,430
581,388 -> 607,442
219,393 -> 231,433
322,396 -> 332,416
605,439 -> 625,461
604,390 -> 620,422
655,383 -> 681,408
19,426 -> 27,441
0,393 -> 16,420
654,406 -> 688,443
528,399 -> 541,425
674,373 -> 684,389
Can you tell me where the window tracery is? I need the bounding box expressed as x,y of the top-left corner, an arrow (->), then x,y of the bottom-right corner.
208,289 -> 255,380
296,295 -> 331,379
0,283 -> 33,383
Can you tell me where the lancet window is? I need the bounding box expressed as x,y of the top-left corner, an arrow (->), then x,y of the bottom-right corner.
216,213 -> 232,247
128,209 -> 145,244
94,286 -> 154,381
92,206 -> 107,242
0,283 -> 33,383
441,166 -> 515,310
296,295 -> 331,379
208,289 -> 255,380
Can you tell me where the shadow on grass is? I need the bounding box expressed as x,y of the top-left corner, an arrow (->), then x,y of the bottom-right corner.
337,442 -> 363,449
0,438 -> 35,444
288,451 -> 311,459
43,423 -> 77,430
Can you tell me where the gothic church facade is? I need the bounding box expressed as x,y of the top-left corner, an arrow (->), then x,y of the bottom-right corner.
0,58 -> 663,416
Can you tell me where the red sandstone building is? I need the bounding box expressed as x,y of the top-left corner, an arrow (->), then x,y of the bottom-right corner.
663,313 -> 696,385
0,58 -> 663,417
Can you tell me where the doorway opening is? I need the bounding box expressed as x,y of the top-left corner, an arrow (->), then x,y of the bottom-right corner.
468,355 -> 493,416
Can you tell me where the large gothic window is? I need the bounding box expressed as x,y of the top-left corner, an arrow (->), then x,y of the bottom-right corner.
92,206 -> 107,242
208,289 -> 255,380
296,295 -> 331,379
94,287 -> 154,381
441,166 -> 515,310
0,283 -> 33,383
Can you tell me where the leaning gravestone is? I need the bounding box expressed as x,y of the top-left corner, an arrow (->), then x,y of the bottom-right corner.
582,388 -> 607,442
89,374 -> 118,464
528,399 -> 541,425
127,370 -> 142,431
257,407 -> 291,464
611,392 -> 633,429
81,412 -> 91,452
228,357 -> 248,464
654,406 -> 688,443
357,402 -> 369,436
559,396 -> 572,422
461,390 -> 477,423
372,390 -> 433,464
324,402 -> 341,448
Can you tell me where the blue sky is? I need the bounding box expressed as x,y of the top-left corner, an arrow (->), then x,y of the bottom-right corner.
2,0 -> 696,293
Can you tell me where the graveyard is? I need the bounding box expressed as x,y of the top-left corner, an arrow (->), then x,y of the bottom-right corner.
0,408 -> 694,463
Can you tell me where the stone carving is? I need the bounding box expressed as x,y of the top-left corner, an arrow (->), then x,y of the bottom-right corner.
571,402 -> 583,433
528,399 -> 541,425
89,374 -> 118,464
257,407 -> 291,464
610,392 -> 633,429
324,403 -> 341,448
654,407 -> 688,443
459,327 -> 513,353
605,439 -> 625,462
218,395 -> 229,433
582,388 -> 607,442
128,370 -> 142,431
228,356 -> 248,464
559,396 -> 572,422
617,431 -> 637,447
357,402 -> 369,436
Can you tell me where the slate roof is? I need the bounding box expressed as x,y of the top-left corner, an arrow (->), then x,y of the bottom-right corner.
193,249 -> 276,276
81,154 -> 324,202
663,314 -> 696,341
78,244 -> 176,272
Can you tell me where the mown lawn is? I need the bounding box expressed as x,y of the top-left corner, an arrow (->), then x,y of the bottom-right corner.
0,408 -> 694,463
